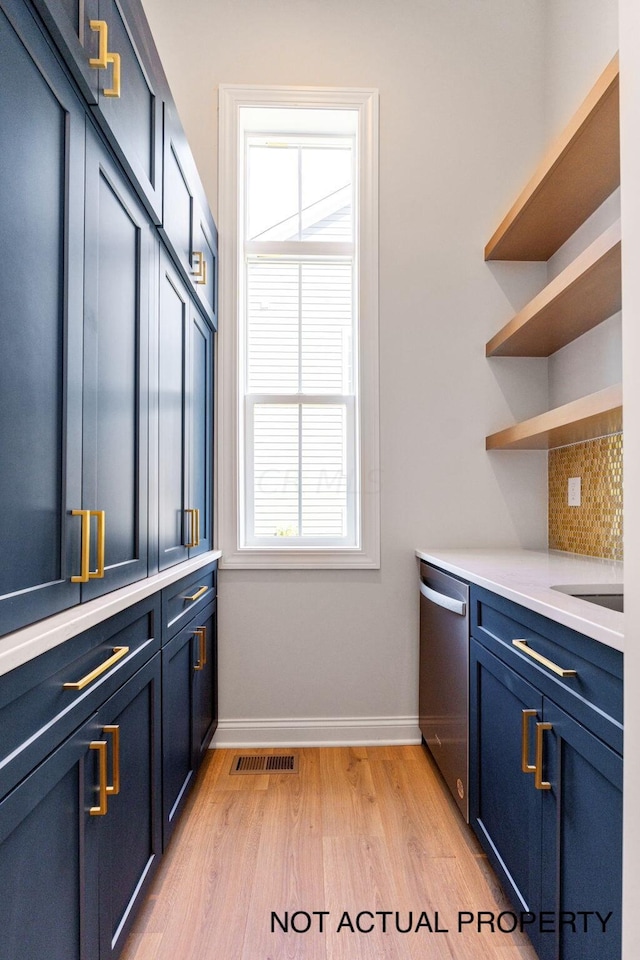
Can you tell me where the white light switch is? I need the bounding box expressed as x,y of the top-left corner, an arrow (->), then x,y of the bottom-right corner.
568,476 -> 581,507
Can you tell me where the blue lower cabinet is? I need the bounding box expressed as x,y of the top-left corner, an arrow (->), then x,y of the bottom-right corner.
0,719 -> 99,960
540,701 -> 622,960
194,600 -> 218,763
161,621 -> 198,845
0,653 -> 161,960
94,654 -> 162,960
470,624 -> 623,960
161,598 -> 217,847
470,639 -> 548,959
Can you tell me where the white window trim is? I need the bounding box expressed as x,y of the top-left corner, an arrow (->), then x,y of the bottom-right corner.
217,84 -> 380,569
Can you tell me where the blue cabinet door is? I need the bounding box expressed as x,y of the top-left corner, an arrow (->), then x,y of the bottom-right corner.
540,700 -> 622,960
193,600 -> 218,762
94,653 -> 162,959
161,621 -> 197,846
470,639 -> 549,959
161,598 -> 217,847
191,200 -> 218,329
94,0 -> 163,221
189,309 -> 214,557
161,100 -> 218,329
81,126 -> 150,598
30,0 -> 163,221
157,253 -> 190,570
157,252 -> 214,571
0,715 -> 100,960
0,0 -> 85,636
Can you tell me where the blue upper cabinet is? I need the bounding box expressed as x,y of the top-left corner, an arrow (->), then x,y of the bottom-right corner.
161,99 -> 218,329
0,0 -> 217,638
30,0 -> 164,222
0,1 -> 85,636
80,128 -> 152,598
157,252 -> 214,572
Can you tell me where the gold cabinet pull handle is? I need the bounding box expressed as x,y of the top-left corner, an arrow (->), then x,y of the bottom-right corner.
71,509 -> 106,582
89,19 -> 109,69
92,510 -> 106,579
512,640 -> 577,678
535,721 -> 553,790
63,646 -> 130,690
103,725 -> 120,796
193,627 -> 206,671
183,585 -> 209,602
521,709 -> 537,774
185,508 -> 199,548
192,251 -> 206,284
72,509 -> 91,582
90,740 -> 109,815
88,20 -> 121,98
104,51 -> 121,98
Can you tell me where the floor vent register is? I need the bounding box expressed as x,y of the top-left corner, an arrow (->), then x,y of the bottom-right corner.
230,754 -> 299,775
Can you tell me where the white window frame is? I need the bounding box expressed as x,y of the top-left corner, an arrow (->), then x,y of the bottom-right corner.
217,85 -> 379,569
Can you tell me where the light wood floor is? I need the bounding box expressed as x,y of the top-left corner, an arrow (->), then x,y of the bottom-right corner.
121,746 -> 538,960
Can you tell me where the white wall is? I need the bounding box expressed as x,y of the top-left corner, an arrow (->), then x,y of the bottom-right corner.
542,0 -> 621,408
142,0 -> 552,743
543,0 -> 619,141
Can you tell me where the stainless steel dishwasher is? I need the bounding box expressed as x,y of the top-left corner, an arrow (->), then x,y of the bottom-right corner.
418,561 -> 470,821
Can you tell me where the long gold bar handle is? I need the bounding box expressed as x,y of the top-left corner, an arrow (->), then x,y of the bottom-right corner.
199,626 -> 207,667
63,646 -> 130,691
72,509 -> 91,582
89,19 -> 109,69
89,510 -> 106,579
512,640 -> 577,678
195,508 -> 201,546
71,509 -> 105,582
183,585 -> 209,602
90,741 -> 109,815
192,251 -> 206,284
104,52 -> 121,98
521,709 -> 537,774
184,508 -> 197,548
535,722 -> 553,790
103,725 -> 120,796
193,628 -> 205,671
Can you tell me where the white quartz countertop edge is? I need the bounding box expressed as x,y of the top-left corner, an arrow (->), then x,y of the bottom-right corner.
0,550 -> 223,678
415,548 -> 623,653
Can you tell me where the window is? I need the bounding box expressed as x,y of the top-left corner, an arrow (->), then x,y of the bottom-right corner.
218,86 -> 379,568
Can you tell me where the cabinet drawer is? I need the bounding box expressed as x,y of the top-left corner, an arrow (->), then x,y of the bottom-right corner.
471,586 -> 623,753
161,562 -> 217,641
0,594 -> 160,801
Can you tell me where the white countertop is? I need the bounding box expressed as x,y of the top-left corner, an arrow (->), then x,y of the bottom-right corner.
0,550 -> 222,678
415,548 -> 623,652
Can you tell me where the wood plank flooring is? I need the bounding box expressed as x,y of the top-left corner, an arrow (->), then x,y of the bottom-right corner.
121,746 -> 538,960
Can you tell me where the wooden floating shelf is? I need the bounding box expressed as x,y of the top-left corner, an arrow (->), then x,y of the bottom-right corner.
486,221 -> 621,357
486,384 -> 622,450
485,54 -> 620,262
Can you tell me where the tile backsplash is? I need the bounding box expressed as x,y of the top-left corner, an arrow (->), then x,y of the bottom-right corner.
548,433 -> 623,561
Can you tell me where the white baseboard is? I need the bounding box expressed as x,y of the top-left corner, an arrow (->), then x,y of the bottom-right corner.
211,716 -> 421,748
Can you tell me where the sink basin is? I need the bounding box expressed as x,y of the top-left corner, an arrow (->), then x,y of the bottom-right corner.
551,584 -> 624,613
